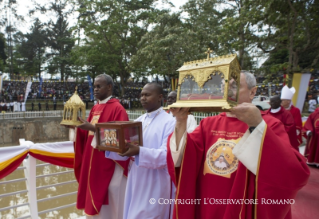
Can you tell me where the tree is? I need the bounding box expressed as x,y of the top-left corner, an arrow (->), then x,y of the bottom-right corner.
184,0 -> 258,69
253,0 -> 319,78
129,12 -> 206,80
0,33 -> 7,71
29,0 -> 76,80
15,19 -> 48,79
74,0 -> 164,95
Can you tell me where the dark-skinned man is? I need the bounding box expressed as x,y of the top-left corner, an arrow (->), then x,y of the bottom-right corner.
72,74 -> 129,219
267,95 -> 300,151
167,91 -> 197,133
106,82 -> 175,219
167,71 -> 309,219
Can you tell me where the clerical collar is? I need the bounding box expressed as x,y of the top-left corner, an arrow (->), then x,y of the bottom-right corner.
285,102 -> 292,110
270,107 -> 281,113
98,95 -> 112,104
146,107 -> 163,118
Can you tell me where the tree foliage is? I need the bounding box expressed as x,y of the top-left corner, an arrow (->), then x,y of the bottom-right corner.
73,0 -> 164,95
1,0 -> 318,91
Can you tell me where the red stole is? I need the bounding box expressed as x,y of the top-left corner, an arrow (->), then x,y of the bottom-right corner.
74,99 -> 129,216
304,111 -> 319,163
167,113 -> 309,219
266,106 -> 299,151
288,105 -> 302,145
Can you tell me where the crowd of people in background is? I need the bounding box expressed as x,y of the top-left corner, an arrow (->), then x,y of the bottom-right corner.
1,74 -> 319,112
0,80 -> 171,111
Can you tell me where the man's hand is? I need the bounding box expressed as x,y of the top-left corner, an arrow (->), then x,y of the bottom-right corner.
170,108 -> 189,150
170,107 -> 189,122
77,117 -> 95,132
230,103 -> 263,127
119,142 -> 140,157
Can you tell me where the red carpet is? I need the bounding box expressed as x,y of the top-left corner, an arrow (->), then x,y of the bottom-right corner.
292,166 -> 319,218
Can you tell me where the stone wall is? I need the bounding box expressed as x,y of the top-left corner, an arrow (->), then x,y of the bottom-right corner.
0,117 -> 69,146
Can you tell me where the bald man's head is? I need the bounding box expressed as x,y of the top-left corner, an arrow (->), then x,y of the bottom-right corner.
145,82 -> 164,95
167,91 -> 177,105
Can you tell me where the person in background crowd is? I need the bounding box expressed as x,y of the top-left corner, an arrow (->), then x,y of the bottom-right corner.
309,96 -> 317,113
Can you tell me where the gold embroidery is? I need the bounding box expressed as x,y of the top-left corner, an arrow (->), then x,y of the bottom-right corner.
239,169 -> 249,219
89,115 -> 100,135
254,123 -> 267,219
88,147 -> 99,214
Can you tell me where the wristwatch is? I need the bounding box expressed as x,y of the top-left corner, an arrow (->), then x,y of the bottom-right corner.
249,127 -> 256,133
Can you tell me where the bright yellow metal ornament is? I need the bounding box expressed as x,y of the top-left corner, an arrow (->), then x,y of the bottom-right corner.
168,49 -> 241,112
60,87 -> 86,126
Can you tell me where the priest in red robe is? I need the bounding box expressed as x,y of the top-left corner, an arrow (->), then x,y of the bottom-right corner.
167,72 -> 309,219
281,85 -> 303,146
73,74 -> 130,218
266,95 -> 300,151
303,109 -> 319,167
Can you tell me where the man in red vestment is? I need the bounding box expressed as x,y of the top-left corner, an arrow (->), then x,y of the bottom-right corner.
281,85 -> 303,146
266,95 -> 300,151
167,72 -> 309,219
303,109 -> 319,167
73,74 -> 130,218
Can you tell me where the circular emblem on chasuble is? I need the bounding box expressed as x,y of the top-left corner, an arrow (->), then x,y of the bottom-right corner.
204,140 -> 238,178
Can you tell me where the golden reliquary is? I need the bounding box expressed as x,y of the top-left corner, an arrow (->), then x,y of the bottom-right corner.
60,87 -> 86,126
168,49 -> 241,112
95,121 -> 143,154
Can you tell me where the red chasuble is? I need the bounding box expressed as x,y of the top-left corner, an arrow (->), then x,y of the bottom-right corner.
74,99 -> 129,216
167,112 -> 309,219
303,110 -> 319,164
288,105 -> 302,145
266,106 -> 299,151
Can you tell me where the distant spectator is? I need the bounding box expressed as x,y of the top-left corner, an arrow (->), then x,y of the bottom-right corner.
309,97 -> 317,113
45,101 -> 49,111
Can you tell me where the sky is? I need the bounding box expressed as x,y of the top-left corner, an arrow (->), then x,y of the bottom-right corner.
2,0 -> 266,77
13,0 -> 189,33
0,0 -> 188,79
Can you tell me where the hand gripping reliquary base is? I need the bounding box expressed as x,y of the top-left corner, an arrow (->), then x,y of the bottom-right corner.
95,121 -> 143,154
168,52 -> 241,112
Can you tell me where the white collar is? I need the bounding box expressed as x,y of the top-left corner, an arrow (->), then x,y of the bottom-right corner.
146,107 -> 163,118
285,103 -> 292,110
270,107 -> 281,113
98,95 -> 112,104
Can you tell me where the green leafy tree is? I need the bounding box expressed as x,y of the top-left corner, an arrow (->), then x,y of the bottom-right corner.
0,33 -> 7,71
32,0 -> 76,80
15,19 -> 48,79
130,12 -> 206,80
252,0 -> 319,79
74,0 -> 164,95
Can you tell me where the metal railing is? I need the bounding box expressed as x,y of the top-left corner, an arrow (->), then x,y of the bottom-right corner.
0,110 -> 218,218
0,157 -> 83,219
1,110 -> 63,119
2,110 -> 218,125
5,109 -> 311,129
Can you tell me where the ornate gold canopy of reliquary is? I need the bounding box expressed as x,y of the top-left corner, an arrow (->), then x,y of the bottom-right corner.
168,49 -> 241,112
60,87 -> 86,126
